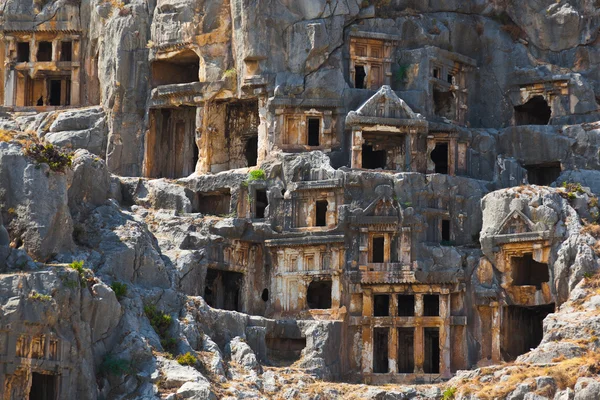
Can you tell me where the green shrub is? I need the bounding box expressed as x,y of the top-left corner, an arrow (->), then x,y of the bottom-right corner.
111,281 -> 128,300
29,291 -> 52,302
100,354 -> 132,376
176,352 -> 198,366
69,260 -> 85,273
68,260 -> 88,284
144,304 -> 178,353
23,143 -> 73,172
247,169 -> 266,182
442,387 -> 457,400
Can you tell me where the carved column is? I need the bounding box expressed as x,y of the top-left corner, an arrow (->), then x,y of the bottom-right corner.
448,137 -> 457,176
389,325 -> 398,374
439,292 -> 452,378
400,227 -> 412,265
426,135 -> 435,174
404,132 -> 412,171
256,94 -> 269,165
331,269 -> 341,309
327,192 -> 336,228
362,289 -> 373,374
359,228 -> 369,266
491,301 -> 502,362
352,129 -> 363,168
414,294 -> 424,373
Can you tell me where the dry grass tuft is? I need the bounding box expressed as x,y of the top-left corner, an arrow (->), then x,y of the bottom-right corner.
581,223 -> 600,239
0,128 -> 36,145
463,351 -> 600,399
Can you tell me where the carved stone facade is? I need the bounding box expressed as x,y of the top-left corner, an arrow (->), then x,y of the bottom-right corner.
2,31 -> 81,108
0,323 -> 73,399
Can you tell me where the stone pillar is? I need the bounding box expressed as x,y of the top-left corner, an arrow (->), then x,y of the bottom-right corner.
405,133 -> 412,171
448,137 -> 456,176
326,192 -> 336,228
362,289 -> 373,374
4,69 -> 15,106
439,293 -> 452,378
359,228 -> 369,266
491,302 -> 502,362
256,94 -> 269,165
70,67 -> 80,106
400,227 -> 411,265
389,325 -> 398,373
196,105 -> 211,173
351,129 -> 363,168
30,38 -> 37,62
383,233 -> 391,263
52,39 -> 59,61
414,294 -> 424,373
426,135 -> 435,174
331,270 -> 341,309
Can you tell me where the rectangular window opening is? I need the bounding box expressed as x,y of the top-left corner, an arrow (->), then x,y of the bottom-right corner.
372,236 -> 385,263
315,200 -> 328,227
194,190 -> 231,215
204,268 -> 243,311
355,65 -> 366,89
255,189 -> 268,219
306,280 -> 332,309
17,42 -> 30,62
373,294 -> 390,317
397,294 -> 415,317
511,253 -> 549,289
373,328 -> 389,373
60,41 -> 72,62
423,294 -> 439,317
441,219 -> 450,242
29,372 -> 56,400
397,328 -> 414,373
307,118 -> 320,146
424,328 -> 440,374
48,79 -> 62,106
37,41 -> 52,62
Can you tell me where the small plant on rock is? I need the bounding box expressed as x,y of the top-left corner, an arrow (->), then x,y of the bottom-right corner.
29,291 -> 52,302
176,352 -> 198,366
442,387 -> 457,400
247,169 -> 266,182
23,143 -> 73,172
111,281 -> 128,300
144,304 -> 178,353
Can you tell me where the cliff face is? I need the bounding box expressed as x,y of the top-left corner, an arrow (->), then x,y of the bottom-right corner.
1,0 -> 600,399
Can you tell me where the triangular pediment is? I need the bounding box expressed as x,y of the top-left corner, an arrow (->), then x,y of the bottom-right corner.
348,85 -> 424,120
361,185 -> 400,218
496,210 -> 535,235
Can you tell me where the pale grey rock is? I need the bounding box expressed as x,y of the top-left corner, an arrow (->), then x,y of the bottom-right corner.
574,378 -> 600,400
554,389 -> 575,400
44,107 -> 107,157
226,336 -> 262,375
68,149 -> 111,213
176,381 -> 217,400
0,142 -> 74,261
507,383 -> 533,400
120,178 -> 193,213
157,356 -> 209,389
